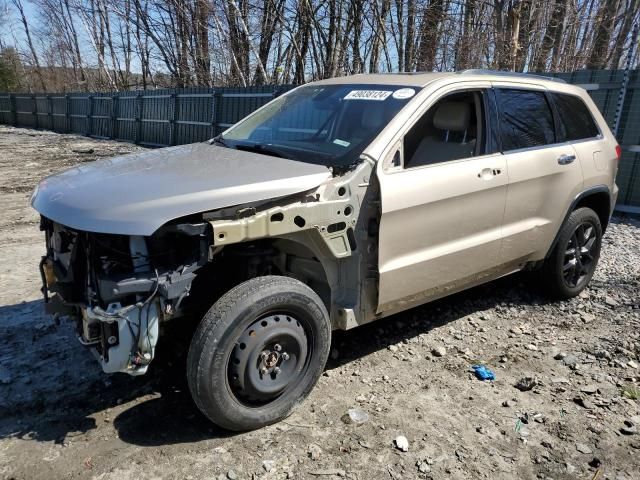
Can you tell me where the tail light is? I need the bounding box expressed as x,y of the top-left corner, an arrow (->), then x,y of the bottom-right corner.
615,144 -> 622,161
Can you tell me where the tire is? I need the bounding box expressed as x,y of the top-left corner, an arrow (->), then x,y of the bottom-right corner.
541,207 -> 602,299
187,275 -> 331,431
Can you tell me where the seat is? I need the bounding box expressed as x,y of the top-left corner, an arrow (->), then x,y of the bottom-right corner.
409,101 -> 476,166
340,104 -> 386,143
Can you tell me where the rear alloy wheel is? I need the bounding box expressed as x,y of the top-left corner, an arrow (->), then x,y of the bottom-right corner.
562,222 -> 598,288
542,207 -> 602,299
187,276 -> 331,431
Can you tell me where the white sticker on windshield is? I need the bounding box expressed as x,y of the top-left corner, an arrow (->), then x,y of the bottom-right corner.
392,88 -> 416,100
333,139 -> 350,147
344,90 -> 392,101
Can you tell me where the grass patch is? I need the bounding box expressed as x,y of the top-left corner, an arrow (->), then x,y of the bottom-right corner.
621,385 -> 640,400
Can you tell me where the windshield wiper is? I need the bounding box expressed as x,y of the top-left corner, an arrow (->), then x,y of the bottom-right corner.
210,135 -> 229,147
235,143 -> 291,159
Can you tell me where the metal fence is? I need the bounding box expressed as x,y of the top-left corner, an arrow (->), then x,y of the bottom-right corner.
549,69 -> 640,212
0,85 -> 295,148
0,70 -> 639,210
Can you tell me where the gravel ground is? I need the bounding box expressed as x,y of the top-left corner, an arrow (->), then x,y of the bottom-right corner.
0,124 -> 639,480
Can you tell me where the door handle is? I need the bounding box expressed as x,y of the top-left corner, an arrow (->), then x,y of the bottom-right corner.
478,167 -> 502,180
558,154 -> 576,165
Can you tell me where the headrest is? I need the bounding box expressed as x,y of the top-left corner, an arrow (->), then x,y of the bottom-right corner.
433,101 -> 470,131
361,106 -> 385,130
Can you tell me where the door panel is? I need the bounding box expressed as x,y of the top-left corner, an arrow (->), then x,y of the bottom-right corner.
499,145 -> 583,263
377,154 -> 507,312
493,85 -> 585,264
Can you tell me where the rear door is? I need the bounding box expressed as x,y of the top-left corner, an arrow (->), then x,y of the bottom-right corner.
494,85 -> 584,265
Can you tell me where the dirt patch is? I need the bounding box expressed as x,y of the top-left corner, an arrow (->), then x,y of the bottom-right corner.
0,125 -> 639,480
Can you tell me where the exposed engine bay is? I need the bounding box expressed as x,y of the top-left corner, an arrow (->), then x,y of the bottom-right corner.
39,218 -> 210,375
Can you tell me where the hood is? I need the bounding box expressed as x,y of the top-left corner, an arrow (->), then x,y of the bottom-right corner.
31,143 -> 331,235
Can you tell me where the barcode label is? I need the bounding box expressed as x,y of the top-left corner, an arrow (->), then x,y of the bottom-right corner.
344,90 -> 392,101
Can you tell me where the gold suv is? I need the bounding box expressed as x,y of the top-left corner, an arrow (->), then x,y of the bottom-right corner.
32,70 -> 620,430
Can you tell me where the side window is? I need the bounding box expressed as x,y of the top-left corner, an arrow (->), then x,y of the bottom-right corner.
496,89 -> 555,151
404,90 -> 486,168
551,92 -> 600,141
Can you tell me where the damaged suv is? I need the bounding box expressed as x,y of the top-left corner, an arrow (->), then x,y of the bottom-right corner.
32,71 -> 619,431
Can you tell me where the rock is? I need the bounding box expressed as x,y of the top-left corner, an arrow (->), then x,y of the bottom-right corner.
581,312 -> 596,323
526,344 -> 538,351
309,469 -> 346,477
308,444 -> 323,460
416,460 -> 431,474
394,435 -> 409,452
502,399 -> 513,407
71,146 -> 95,154
574,397 -> 595,410
431,346 -> 447,357
588,457 -> 602,469
342,408 -> 369,425
580,384 -> 598,394
605,296 -> 618,307
628,360 -> 639,369
510,326 -> 523,335
576,443 -> 593,454
388,345 -> 399,353
226,470 -> 237,480
554,352 -> 567,360
595,350 -> 612,361
620,420 -> 637,435
514,377 -> 537,391
262,460 -> 275,472
330,349 -> 339,360
563,354 -> 578,368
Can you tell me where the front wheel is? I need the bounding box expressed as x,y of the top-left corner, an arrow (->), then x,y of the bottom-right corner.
187,276 -> 331,431
541,207 -> 602,299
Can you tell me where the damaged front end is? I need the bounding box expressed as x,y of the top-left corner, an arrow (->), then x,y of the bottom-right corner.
39,217 -> 209,375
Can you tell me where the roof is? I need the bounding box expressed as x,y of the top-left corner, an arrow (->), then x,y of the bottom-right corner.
309,70 -> 567,88
310,72 -> 453,87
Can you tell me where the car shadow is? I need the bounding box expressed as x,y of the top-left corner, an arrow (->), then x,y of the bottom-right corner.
0,271 -> 550,447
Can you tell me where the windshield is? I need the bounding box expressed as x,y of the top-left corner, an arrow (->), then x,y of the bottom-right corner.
219,84 -> 420,167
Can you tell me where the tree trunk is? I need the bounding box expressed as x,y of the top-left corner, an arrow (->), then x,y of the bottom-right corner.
587,0 -> 618,68
416,0 -> 446,71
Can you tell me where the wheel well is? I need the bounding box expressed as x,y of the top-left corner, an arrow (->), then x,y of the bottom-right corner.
187,238 -> 332,316
575,191 -> 611,232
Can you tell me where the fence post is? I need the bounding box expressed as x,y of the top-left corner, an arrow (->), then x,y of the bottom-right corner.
111,94 -> 119,140
32,94 -> 38,129
211,90 -> 219,137
10,93 -> 17,126
134,91 -> 142,144
613,21 -> 639,138
47,94 -> 53,129
65,94 -> 70,133
169,90 -> 177,146
86,95 -> 94,137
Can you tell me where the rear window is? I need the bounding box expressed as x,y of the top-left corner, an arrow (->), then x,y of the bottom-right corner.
551,92 -> 600,142
497,89 -> 555,151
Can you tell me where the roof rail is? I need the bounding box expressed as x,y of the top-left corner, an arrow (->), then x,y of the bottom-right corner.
456,69 -> 567,84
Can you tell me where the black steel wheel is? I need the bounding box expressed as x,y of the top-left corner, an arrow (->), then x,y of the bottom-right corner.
542,207 -> 602,299
187,276 -> 331,431
228,313 -> 309,406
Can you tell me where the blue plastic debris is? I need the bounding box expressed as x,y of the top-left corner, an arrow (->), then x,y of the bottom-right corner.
472,364 -> 495,381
